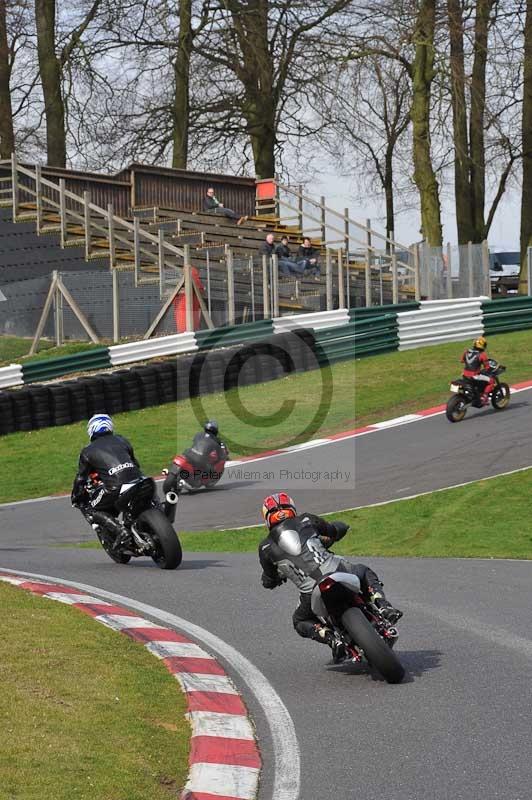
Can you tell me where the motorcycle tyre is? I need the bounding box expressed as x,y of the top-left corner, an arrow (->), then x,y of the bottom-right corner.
341,607 -> 405,684
492,382 -> 510,411
97,531 -> 131,564
137,508 -> 183,570
446,395 -> 468,423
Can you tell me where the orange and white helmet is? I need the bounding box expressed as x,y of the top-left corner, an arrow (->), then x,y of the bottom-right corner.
262,492 -> 297,529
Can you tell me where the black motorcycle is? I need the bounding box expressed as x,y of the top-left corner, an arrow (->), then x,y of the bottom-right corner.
311,571 -> 405,683
85,476 -> 182,569
446,359 -> 510,423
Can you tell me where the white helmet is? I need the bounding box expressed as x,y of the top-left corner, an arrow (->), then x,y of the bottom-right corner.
87,413 -> 113,440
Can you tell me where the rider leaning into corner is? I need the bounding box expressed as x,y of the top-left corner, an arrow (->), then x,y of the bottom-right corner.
163,419 -> 228,494
461,336 -> 496,405
72,414 -> 175,539
258,493 -> 402,663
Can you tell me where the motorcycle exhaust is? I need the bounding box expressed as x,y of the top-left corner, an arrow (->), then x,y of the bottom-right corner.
164,491 -> 179,523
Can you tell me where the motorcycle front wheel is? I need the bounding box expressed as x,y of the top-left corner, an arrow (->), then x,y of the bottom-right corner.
137,508 -> 183,570
492,382 -> 510,410
341,607 -> 405,684
446,395 -> 468,423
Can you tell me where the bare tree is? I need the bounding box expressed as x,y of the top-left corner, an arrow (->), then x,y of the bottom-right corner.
520,0 -> 532,292
0,0 -> 15,157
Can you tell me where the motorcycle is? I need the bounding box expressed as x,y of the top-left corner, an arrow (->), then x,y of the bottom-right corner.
446,359 -> 510,423
163,449 -> 227,495
85,475 -> 182,569
311,571 -> 405,684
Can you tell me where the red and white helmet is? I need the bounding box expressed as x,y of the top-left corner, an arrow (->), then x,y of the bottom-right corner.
262,492 -> 296,529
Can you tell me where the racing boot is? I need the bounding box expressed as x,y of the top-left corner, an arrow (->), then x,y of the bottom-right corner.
314,624 -> 347,664
369,591 -> 403,625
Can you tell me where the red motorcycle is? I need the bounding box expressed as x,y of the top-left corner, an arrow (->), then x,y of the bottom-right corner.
163,449 -> 227,495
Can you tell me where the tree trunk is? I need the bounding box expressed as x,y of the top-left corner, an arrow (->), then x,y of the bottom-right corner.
0,0 -> 14,158
384,146 -> 395,250
447,0 -> 474,244
469,0 -> 494,242
35,0 -> 66,167
172,0 -> 192,169
410,0 -> 442,246
520,0 -> 532,293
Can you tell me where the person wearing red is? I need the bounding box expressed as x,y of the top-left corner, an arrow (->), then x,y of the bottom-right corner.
461,336 -> 495,405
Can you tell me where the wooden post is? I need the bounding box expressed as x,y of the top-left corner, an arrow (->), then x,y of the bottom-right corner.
446,242 -> 452,299
144,277 -> 184,338
56,275 -> 100,343
184,246 -> 193,331
338,250 -> 345,308
112,268 -> 120,343
158,229 -> 165,297
262,254 -> 270,318
344,208 -> 349,255
29,272 -> 58,355
391,252 -> 398,305
250,255 -> 256,321
298,184 -> 303,233
481,240 -> 491,297
11,152 -> 18,220
414,245 -> 421,301
206,249 -> 212,316
365,218 -> 372,307
108,203 -> 115,270
226,245 -> 235,325
320,195 -> 326,242
35,164 -> 42,234
53,280 -> 62,347
468,240 -> 474,297
326,249 -> 333,310
271,254 -> 279,317
84,191 -> 91,260
133,216 -> 141,285
59,178 -> 66,247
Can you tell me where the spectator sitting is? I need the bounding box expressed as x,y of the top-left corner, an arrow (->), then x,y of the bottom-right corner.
297,237 -> 321,276
273,234 -> 306,277
203,187 -> 247,225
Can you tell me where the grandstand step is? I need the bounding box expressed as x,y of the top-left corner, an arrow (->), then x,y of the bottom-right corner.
64,238 -> 86,247
137,276 -> 160,285
39,224 -> 61,234
113,262 -> 135,271
88,251 -> 110,260
14,212 -> 37,222
0,199 -> 12,207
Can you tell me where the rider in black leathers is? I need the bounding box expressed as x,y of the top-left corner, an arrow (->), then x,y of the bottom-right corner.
258,493 -> 402,662
163,420 -> 228,495
71,414 -> 144,539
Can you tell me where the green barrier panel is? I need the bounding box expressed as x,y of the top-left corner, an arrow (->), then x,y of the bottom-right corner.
484,320 -> 532,335
196,319 -> 274,350
22,348 -> 111,383
482,297 -> 532,314
349,302 -> 419,320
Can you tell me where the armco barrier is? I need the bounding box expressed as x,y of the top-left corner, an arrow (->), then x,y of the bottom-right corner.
354,314 -> 399,357
109,332 -> 197,366
22,347 -> 112,383
398,298 -> 483,350
482,296 -> 532,335
314,322 -> 355,365
273,309 -> 349,332
0,364 -> 23,388
350,301 -> 420,321
195,319 -> 274,350
0,329 -> 319,436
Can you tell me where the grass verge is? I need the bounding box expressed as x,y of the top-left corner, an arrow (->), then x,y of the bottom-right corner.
0,580 -> 189,800
0,336 -> 104,367
70,467 -> 530,560
355,328 -> 532,426
0,359 -> 355,503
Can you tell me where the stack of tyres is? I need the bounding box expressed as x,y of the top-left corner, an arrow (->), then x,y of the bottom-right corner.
65,380 -> 89,422
0,392 -> 15,435
11,388 -> 33,431
82,376 -> 106,416
49,383 -> 72,426
153,361 -> 177,404
200,352 -> 226,394
28,384 -> 52,429
289,329 -> 317,372
115,370 -> 142,411
100,373 -> 124,414
136,366 -> 159,407
176,355 -> 194,401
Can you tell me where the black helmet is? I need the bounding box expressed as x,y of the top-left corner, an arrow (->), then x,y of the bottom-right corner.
204,419 -> 218,435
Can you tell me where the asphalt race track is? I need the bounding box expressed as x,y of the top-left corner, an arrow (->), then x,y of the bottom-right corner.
2,393 -> 532,799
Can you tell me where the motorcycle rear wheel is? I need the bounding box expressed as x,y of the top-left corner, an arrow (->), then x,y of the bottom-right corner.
137,508 -> 183,570
341,607 -> 405,684
446,395 -> 468,423
492,382 -> 510,410
97,531 -> 131,564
